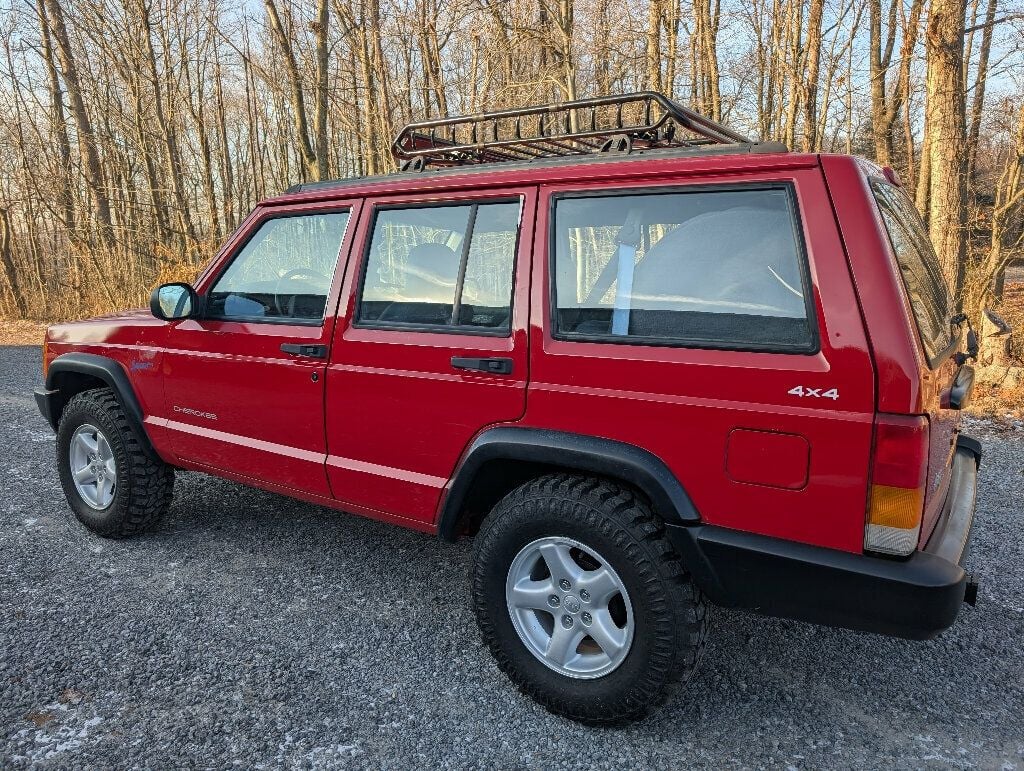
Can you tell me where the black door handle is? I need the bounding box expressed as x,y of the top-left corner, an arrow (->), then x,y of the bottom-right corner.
281,343 -> 328,358
451,356 -> 513,375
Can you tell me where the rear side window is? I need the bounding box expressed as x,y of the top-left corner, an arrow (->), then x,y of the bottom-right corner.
871,181 -> 953,364
357,201 -> 521,333
552,186 -> 815,351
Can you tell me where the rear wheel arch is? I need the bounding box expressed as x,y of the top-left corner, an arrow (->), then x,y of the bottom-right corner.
45,353 -> 158,460
438,427 -> 701,541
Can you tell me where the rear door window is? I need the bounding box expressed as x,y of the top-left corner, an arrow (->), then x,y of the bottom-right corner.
551,186 -> 815,351
357,201 -> 521,333
871,181 -> 953,364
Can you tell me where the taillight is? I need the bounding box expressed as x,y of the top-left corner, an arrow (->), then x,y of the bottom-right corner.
864,415 -> 929,557
42,337 -> 49,379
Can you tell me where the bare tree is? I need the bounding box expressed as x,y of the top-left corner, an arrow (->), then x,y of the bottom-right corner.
0,0 -> 1021,326
923,0 -> 969,292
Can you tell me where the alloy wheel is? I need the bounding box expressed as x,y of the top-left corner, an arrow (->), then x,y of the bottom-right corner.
505,536 -> 634,679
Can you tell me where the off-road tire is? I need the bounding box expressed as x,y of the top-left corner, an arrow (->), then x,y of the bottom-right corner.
471,473 -> 707,724
56,387 -> 174,538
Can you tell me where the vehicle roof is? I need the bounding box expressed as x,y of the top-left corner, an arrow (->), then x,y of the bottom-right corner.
263,143 -> 828,208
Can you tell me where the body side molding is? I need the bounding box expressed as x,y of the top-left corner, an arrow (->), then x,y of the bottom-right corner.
437,426 -> 701,540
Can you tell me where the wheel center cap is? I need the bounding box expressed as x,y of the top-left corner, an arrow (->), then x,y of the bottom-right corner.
563,595 -> 581,614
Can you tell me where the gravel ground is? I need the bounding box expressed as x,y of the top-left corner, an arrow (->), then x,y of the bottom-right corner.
2,344 -> 1023,769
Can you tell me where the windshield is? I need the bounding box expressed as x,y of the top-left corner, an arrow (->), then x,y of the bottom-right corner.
871,181 -> 953,365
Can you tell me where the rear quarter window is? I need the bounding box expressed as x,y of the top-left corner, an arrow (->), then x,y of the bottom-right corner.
551,186 -> 816,351
870,181 -> 954,365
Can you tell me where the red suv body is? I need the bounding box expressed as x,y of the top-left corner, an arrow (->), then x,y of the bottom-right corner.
35,103 -> 981,722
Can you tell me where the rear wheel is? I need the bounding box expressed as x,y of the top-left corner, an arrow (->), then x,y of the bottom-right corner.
56,388 -> 174,538
471,474 -> 707,724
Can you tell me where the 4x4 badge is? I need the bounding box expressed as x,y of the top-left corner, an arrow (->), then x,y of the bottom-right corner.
788,385 -> 839,400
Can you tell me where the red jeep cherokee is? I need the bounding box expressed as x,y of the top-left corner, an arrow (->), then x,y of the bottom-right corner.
35,94 -> 980,723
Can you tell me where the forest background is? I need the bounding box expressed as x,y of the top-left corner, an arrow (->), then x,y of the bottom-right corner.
1,0 -> 1022,411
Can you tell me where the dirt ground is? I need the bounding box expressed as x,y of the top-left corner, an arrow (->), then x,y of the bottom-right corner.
0,320 -> 49,347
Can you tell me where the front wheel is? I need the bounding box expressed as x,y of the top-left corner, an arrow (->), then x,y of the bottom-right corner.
56,388 -> 174,538
471,474 -> 707,724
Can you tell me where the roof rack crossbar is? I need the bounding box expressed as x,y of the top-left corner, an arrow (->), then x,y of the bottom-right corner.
392,92 -> 751,169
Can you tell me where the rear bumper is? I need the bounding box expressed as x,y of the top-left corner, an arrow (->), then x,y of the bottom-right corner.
666,441 -> 979,640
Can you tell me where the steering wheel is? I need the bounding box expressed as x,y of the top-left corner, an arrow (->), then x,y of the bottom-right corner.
273,267 -> 331,316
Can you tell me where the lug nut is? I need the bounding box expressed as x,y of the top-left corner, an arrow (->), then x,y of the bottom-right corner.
581,612 -> 592,625
579,589 -> 590,602
561,615 -> 573,629
548,595 -> 560,608
559,579 -> 571,591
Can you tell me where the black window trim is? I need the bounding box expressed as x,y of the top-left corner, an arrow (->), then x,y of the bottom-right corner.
200,207 -> 353,327
868,178 -> 957,370
547,181 -> 821,355
352,196 -> 524,338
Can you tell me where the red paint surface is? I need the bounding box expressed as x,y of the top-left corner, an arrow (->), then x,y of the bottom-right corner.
726,430 -> 810,490
43,148 -> 961,555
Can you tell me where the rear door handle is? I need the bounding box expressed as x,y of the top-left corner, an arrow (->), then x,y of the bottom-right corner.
451,356 -> 513,375
280,343 -> 328,358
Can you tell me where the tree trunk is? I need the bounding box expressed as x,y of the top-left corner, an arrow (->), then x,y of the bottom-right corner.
0,208 -> 29,318
265,0 -> 319,180
135,0 -> 196,247
36,0 -> 76,240
801,0 -> 824,151
924,0 -> 969,295
42,0 -> 114,247
869,0 -> 896,164
966,0 -> 996,181
646,0 -> 663,93
314,0 -> 330,179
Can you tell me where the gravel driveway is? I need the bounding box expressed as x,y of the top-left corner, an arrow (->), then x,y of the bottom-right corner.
2,344 -> 1022,769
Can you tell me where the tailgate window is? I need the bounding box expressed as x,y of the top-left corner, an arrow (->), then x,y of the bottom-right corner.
871,181 -> 953,364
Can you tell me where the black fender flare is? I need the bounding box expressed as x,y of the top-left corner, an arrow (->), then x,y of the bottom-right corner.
437,427 -> 700,540
40,352 -> 159,460
956,434 -> 982,466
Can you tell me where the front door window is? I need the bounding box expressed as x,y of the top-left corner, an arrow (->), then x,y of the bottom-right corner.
207,211 -> 350,323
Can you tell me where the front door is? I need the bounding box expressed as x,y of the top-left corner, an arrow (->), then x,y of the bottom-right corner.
159,201 -> 358,496
324,189 -> 535,526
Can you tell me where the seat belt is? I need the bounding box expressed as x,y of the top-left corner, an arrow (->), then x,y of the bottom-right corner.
612,210 -> 642,335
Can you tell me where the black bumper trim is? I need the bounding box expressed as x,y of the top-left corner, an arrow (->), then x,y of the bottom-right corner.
665,448 -> 978,640
34,387 -> 59,431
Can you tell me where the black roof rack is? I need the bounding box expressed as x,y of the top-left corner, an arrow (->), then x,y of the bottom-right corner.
391,92 -> 752,170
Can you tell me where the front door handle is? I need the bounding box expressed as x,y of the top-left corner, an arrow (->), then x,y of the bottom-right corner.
451,356 -> 513,375
281,343 -> 328,358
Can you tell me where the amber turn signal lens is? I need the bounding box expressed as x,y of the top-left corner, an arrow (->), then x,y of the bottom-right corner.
865,484 -> 924,555
867,485 -> 924,530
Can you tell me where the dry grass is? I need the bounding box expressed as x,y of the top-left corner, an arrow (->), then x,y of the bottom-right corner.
969,378 -> 1024,424
0,319 -> 48,346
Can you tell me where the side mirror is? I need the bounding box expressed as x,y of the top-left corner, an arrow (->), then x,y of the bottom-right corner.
150,282 -> 198,321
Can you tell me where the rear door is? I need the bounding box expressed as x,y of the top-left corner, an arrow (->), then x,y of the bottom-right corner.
324,188 -> 536,526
